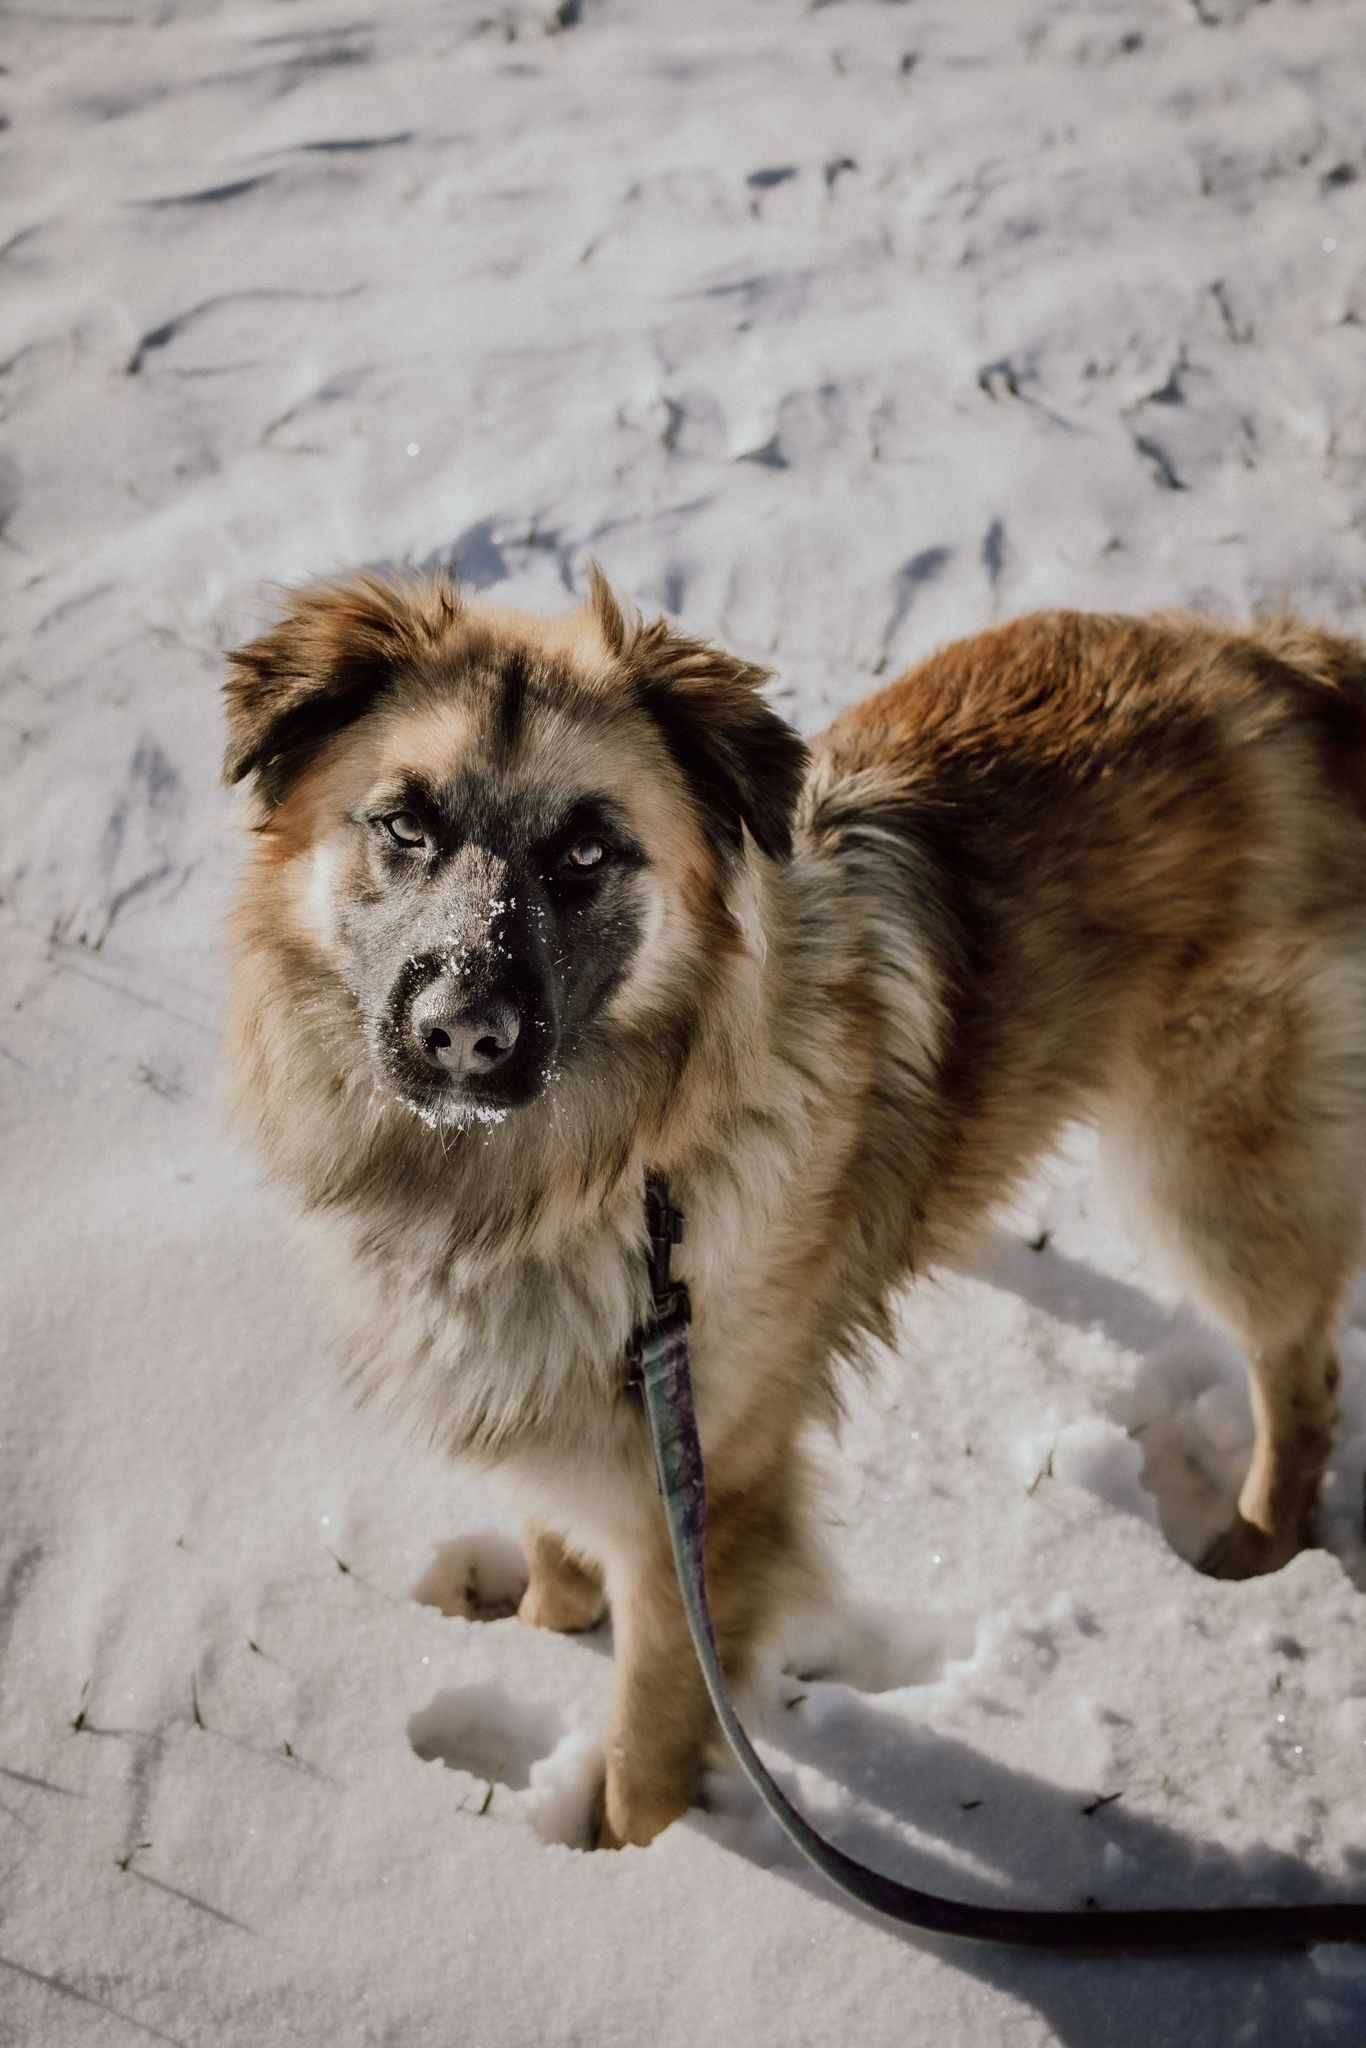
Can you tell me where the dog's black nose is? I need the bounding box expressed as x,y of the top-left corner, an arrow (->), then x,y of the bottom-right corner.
412,989 -> 521,1078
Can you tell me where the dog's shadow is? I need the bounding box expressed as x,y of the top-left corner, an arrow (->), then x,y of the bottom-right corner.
973,1226 -> 1183,1360
411,1535 -> 1365,2047
718,1677 -> 1366,2048
779,1240 -> 1365,2044
409,1586 -> 1366,2047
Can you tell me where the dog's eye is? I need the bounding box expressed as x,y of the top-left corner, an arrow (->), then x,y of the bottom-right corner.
384,812 -> 426,849
560,839 -> 607,873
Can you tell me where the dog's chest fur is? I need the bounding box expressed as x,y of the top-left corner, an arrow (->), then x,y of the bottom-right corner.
323,945 -> 874,1475
335,1198 -> 649,1459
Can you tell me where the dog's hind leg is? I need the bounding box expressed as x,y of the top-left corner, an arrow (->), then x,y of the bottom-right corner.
1114,949 -> 1366,1578
1143,1158 -> 1357,1579
1198,1322 -> 1343,1579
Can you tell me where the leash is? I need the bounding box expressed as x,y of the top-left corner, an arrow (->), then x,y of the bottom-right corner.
629,1176 -> 1366,1952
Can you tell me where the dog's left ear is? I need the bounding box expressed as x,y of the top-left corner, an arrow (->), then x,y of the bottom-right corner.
610,590 -> 808,864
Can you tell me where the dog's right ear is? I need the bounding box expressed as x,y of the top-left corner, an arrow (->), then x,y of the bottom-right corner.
224,575 -> 460,804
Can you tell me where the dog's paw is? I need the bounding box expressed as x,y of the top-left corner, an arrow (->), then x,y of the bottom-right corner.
518,1575 -> 606,1635
598,1772 -> 689,1849
1197,1513 -> 1305,1581
410,1531 -> 528,1620
518,1537 -> 606,1635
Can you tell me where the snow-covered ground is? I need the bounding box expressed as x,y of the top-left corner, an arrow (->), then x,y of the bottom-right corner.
3,0 -> 1366,2041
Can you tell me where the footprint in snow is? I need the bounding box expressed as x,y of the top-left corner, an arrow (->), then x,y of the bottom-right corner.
410,1530 -> 528,1621
407,1682 -> 602,1848
406,1542 -> 976,1852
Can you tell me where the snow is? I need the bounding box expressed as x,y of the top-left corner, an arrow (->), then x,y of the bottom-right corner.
3,0 -> 1366,2042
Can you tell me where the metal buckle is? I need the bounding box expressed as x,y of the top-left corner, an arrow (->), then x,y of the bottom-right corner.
625,1174 -> 689,1396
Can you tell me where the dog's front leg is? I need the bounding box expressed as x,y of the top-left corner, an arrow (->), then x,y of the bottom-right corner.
597,1534 -> 716,1849
599,1458 -> 817,1848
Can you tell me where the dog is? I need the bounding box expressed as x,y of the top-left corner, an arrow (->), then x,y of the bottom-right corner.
224,572 -> 1366,1847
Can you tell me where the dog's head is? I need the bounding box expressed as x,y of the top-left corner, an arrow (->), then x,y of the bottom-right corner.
225,569 -> 806,1132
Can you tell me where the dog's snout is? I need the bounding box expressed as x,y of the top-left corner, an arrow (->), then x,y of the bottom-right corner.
412,986 -> 521,1078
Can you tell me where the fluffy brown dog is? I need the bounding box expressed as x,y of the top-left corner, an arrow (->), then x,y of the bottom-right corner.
225,575 -> 1366,1846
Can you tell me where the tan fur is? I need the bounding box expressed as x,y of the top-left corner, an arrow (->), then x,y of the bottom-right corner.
225,585 -> 1366,1846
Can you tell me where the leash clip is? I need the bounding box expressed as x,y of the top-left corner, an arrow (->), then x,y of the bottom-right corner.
625,1173 -> 690,1399
642,1171 -> 685,1302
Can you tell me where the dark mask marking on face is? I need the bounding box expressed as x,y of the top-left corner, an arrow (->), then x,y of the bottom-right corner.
349,771 -> 651,1124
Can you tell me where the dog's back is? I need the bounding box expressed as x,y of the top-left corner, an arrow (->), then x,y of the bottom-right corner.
806,609 -> 1366,1579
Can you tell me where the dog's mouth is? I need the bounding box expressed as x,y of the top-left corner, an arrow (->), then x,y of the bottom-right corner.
389,1061 -> 550,1131
396,1079 -> 519,1131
